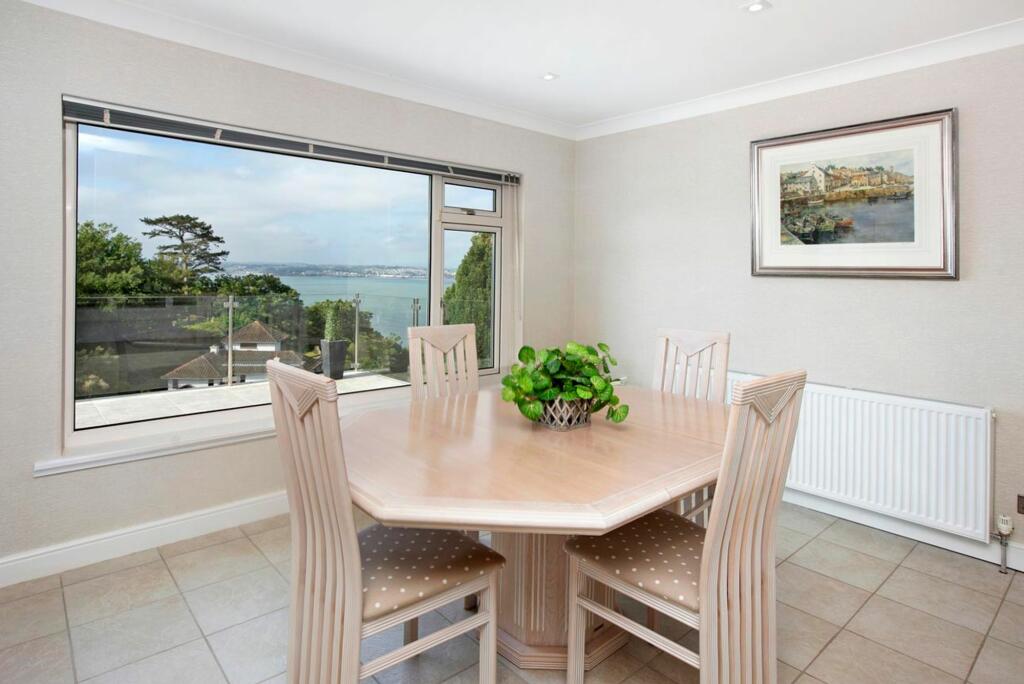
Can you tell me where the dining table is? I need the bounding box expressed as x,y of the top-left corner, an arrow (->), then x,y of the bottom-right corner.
341,385 -> 730,670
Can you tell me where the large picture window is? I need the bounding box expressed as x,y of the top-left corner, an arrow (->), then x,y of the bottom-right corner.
68,116 -> 508,431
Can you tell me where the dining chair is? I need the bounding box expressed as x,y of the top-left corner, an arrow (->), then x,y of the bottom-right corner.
267,360 -> 504,684
653,328 -> 731,527
407,322 -> 484,619
565,370 -> 807,684
408,323 -> 479,399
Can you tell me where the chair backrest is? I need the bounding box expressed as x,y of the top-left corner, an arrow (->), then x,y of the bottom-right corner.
407,323 -> 479,400
652,329 -> 731,402
267,360 -> 363,684
699,370 -> 806,684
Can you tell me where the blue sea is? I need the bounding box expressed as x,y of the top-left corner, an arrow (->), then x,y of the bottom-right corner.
279,275 -> 451,340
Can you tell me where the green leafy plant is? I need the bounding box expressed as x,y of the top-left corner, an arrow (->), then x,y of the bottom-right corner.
501,342 -> 630,424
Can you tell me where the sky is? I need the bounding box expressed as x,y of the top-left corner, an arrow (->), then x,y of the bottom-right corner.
77,125 -> 446,267
780,149 -> 915,176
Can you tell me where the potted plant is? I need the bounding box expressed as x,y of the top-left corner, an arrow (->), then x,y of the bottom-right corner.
320,304 -> 350,380
501,342 -> 629,430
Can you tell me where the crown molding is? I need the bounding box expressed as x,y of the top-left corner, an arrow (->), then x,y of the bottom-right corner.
575,17 -> 1024,140
22,1 -> 1024,142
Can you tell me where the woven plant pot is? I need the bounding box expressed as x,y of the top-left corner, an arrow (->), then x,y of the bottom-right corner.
538,397 -> 593,431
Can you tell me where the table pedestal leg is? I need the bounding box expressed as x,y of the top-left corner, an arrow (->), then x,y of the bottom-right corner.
490,532 -> 629,670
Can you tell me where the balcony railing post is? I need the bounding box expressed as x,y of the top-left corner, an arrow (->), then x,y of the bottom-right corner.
353,293 -> 361,372
411,297 -> 420,326
223,295 -> 236,385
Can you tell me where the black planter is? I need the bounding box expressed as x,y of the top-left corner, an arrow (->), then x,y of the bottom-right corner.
320,339 -> 349,380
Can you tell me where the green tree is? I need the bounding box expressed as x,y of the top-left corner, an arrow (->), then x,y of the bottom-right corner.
75,221 -> 147,298
442,233 -> 493,362
140,214 -> 228,290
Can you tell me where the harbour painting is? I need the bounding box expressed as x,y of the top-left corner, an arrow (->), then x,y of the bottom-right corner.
751,109 -> 957,278
779,150 -> 914,245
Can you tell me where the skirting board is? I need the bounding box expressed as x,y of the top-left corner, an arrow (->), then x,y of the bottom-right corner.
0,490 -> 288,588
784,489 -> 1023,572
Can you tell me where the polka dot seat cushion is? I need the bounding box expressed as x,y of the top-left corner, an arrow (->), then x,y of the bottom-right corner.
359,525 -> 504,621
564,508 -> 705,612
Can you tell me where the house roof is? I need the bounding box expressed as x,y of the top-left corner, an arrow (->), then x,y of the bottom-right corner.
223,320 -> 290,345
162,349 -> 304,380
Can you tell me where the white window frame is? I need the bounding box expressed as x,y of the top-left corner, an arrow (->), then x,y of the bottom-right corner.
53,122 -> 513,475
440,178 -> 501,217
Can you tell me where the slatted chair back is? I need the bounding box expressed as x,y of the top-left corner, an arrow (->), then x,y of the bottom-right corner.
699,370 -> 807,684
652,329 -> 731,402
267,360 -> 363,684
408,324 -> 479,400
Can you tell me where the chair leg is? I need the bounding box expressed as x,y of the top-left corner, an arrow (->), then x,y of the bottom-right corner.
566,555 -> 587,684
478,573 -> 498,684
464,530 -> 481,611
403,618 -> 418,645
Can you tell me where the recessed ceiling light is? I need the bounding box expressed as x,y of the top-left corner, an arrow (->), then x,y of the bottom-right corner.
742,0 -> 772,12
542,72 -> 559,81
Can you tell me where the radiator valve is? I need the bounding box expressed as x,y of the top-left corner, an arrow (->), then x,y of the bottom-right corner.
994,514 -> 1013,574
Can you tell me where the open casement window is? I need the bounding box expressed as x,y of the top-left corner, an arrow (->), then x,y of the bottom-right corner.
61,100 -> 519,452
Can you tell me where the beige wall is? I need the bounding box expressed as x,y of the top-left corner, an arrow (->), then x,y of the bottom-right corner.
574,46 -> 1024,541
0,2 -> 575,556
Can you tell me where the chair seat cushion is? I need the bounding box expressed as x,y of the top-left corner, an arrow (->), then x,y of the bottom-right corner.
360,525 -> 504,621
565,508 -> 705,612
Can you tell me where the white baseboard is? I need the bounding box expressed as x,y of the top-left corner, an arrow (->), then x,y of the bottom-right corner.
0,490 -> 288,588
784,489 -> 1023,572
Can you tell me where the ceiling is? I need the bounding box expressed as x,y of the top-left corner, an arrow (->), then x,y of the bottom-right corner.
27,0 -> 1024,139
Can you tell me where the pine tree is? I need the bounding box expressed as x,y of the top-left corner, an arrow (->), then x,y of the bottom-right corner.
140,214 -> 229,290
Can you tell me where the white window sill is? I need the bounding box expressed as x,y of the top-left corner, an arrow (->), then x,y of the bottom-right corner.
37,374 -> 502,477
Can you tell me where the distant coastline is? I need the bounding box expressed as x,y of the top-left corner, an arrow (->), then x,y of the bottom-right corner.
224,262 -> 455,280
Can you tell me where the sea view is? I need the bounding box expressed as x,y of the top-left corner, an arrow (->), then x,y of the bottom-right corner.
279,274 -> 453,340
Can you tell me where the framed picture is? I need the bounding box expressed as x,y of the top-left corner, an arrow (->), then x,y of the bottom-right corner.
751,109 -> 957,278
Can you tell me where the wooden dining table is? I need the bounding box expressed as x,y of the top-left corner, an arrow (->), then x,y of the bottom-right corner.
341,385 -> 729,670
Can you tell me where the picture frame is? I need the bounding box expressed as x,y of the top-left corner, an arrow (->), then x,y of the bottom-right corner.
751,109 -> 957,278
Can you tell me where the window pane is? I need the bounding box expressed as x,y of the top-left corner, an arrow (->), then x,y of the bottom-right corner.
74,124 -> 430,429
443,183 -> 496,212
443,229 -> 496,369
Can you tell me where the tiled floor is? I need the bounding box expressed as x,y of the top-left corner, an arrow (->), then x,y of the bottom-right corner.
1,503 -> 1020,683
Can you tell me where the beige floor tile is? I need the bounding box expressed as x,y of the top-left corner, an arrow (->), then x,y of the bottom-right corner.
441,660 -> 529,683
776,526 -> 813,562
240,514 -> 290,537
61,549 -> 161,586
989,599 -> 1024,649
165,538 -> 269,591
260,675 -> 287,684
249,526 -> 292,565
207,607 -> 288,684
70,594 -> 201,680
776,603 -> 840,670
64,560 -> 179,626
777,661 -> 800,684
846,595 -> 982,679
621,665 -> 677,684
624,634 -> 660,665
0,632 -> 74,684
969,637 -> 1024,684
362,612 -> 479,684
777,562 -> 870,626
354,506 -> 377,532
877,566 -> 1001,633
1005,572 -> 1024,606
581,648 -> 644,683
795,676 -> 826,683
818,519 -> 916,563
185,567 -> 289,635
81,638 -> 226,683
159,527 -> 245,559
901,544 -> 1010,598
789,538 -> 896,592
0,575 -> 60,606
777,503 -> 835,537
808,629 -> 959,684
0,589 -> 67,651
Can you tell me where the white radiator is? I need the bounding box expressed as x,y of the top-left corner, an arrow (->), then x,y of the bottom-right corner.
728,372 -> 994,542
